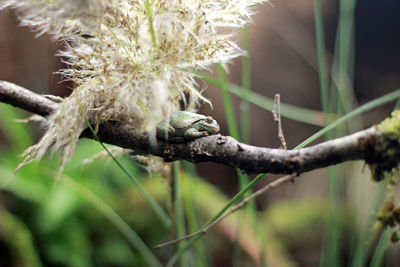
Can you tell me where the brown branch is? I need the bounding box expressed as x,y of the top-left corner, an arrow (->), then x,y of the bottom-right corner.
0,80 -> 397,175
0,81 -> 59,116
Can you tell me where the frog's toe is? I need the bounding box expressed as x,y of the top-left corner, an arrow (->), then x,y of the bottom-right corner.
168,125 -> 175,132
184,130 -> 209,140
198,132 -> 209,138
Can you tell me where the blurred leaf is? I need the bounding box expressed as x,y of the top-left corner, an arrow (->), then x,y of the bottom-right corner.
96,237 -> 137,266
60,174 -> 163,267
43,217 -> 92,267
40,184 -> 81,231
0,103 -> 33,152
84,118 -> 171,229
0,207 -> 42,267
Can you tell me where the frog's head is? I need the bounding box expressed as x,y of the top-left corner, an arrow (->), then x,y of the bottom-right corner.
194,116 -> 220,134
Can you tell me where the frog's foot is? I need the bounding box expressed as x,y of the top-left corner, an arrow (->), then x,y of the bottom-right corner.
184,129 -> 209,140
156,122 -> 175,140
43,95 -> 64,103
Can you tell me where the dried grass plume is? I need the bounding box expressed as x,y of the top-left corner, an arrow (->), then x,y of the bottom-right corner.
1,0 -> 265,171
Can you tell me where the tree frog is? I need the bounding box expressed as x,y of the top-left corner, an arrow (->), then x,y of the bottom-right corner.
156,111 -> 220,142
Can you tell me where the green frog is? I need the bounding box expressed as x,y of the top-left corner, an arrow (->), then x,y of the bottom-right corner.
156,111 -> 220,143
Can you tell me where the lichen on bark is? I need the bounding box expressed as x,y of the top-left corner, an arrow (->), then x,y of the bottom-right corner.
369,110 -> 400,182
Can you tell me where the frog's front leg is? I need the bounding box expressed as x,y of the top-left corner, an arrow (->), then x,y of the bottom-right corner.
156,121 -> 175,140
184,128 -> 210,140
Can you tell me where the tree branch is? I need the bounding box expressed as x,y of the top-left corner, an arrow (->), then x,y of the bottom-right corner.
1,80 -> 398,175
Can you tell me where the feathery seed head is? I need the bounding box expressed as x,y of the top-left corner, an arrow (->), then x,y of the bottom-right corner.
2,0 -> 265,170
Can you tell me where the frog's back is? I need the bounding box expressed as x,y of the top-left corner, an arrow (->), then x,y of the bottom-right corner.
170,111 -> 205,129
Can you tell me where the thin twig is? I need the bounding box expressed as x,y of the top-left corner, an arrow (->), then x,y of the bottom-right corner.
154,172 -> 298,250
273,93 -> 287,150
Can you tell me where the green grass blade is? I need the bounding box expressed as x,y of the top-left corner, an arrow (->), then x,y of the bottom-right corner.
144,0 -> 157,46
369,229 -> 390,267
217,64 -> 240,140
241,26 -> 251,144
314,0 -> 341,261
334,0 -> 358,113
84,117 -> 171,229
313,0 -> 330,116
330,0 -> 359,129
394,97 -> 400,110
239,28 -> 255,262
337,0 -> 356,82
217,62 -> 250,265
60,174 -> 163,267
103,22 -> 137,66
182,174 -> 207,267
200,74 -> 325,126
326,166 -> 341,267
296,89 -> 400,149
351,183 -> 385,267
216,65 -> 252,195
333,2 -> 364,265
173,161 -> 188,266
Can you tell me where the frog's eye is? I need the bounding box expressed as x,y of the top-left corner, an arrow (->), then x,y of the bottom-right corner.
206,117 -> 213,123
